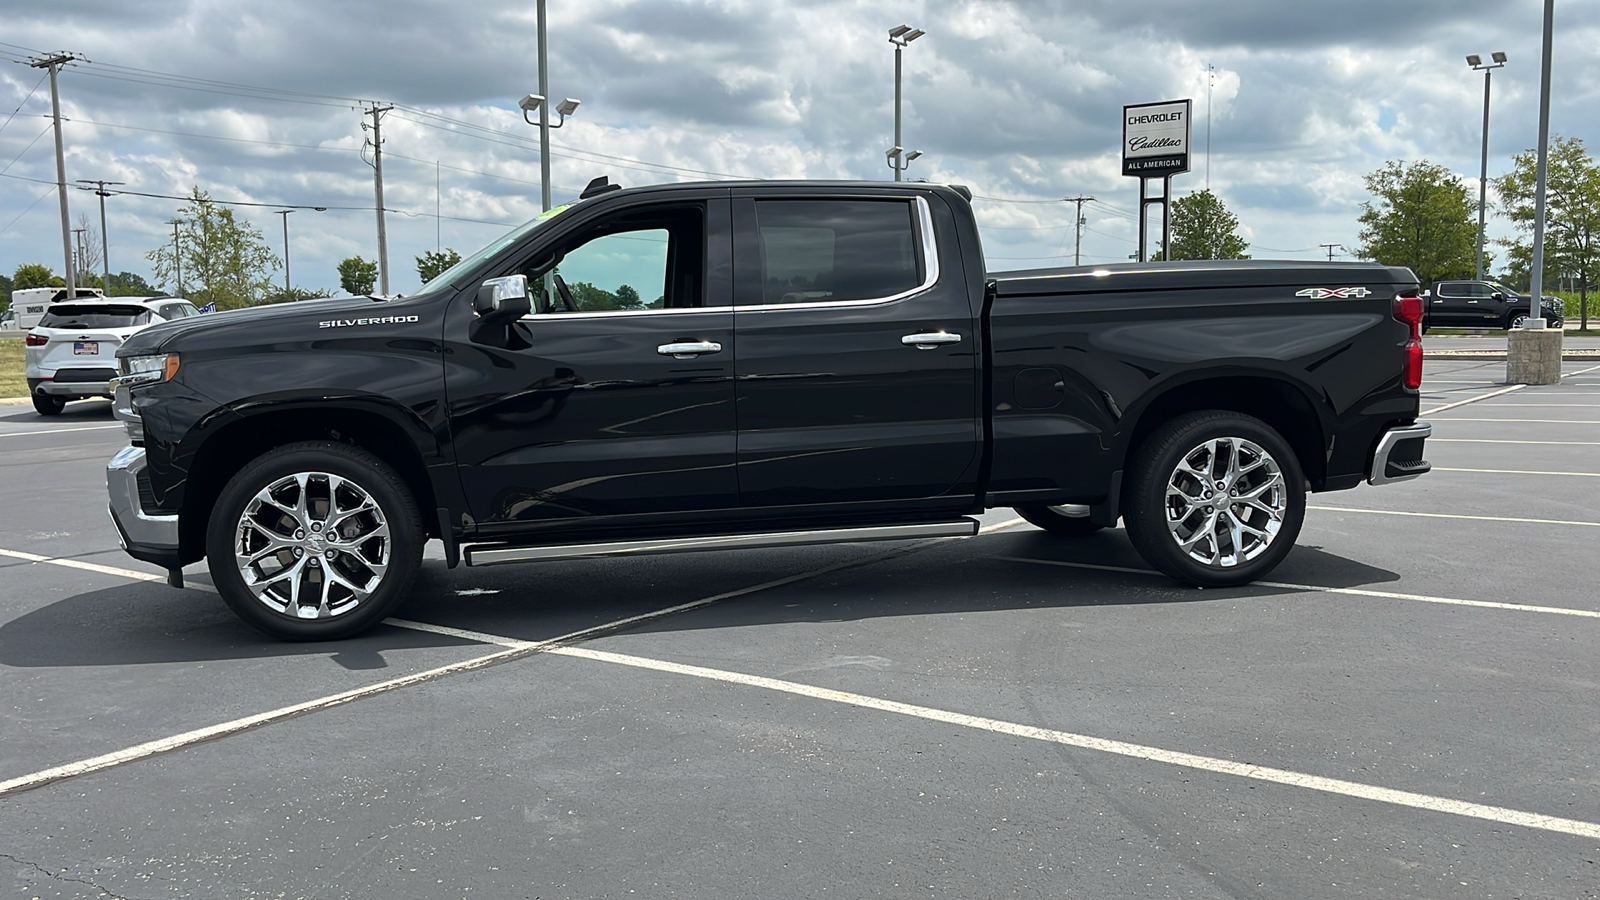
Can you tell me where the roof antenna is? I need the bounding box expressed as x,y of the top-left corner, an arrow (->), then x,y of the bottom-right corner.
580,176 -> 622,199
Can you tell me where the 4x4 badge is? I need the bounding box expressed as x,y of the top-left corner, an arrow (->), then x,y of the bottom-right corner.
1295,287 -> 1372,299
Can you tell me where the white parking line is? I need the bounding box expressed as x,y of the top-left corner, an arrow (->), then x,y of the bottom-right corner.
0,424 -> 122,438
1421,385 -> 1523,415
1433,467 -> 1600,478
0,548 -> 175,584
0,519 -> 1030,797
1310,505 -> 1600,528
1000,556 -> 1600,620
1430,438 -> 1600,446
1427,417 -> 1600,424
550,645 -> 1600,841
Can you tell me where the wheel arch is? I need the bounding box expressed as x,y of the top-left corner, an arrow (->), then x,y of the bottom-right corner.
1119,372 -> 1330,491
178,402 -> 442,562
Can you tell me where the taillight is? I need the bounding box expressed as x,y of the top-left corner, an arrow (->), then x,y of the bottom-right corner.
1393,292 -> 1423,389
24,332 -> 47,347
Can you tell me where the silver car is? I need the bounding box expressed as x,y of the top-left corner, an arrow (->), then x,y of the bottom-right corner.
24,296 -> 200,416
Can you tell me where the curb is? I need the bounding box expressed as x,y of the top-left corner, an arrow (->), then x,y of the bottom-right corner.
0,397 -> 32,406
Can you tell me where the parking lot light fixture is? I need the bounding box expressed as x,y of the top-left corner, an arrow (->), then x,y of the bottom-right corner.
888,24 -> 926,182
1468,51 -> 1507,282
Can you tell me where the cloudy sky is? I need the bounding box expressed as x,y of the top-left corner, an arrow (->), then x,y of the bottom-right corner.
2,0 -> 1597,296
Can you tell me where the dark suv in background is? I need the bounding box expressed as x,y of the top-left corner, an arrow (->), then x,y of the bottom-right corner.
1426,280 -> 1564,331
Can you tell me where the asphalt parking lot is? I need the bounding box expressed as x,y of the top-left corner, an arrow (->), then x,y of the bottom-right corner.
3,356 -> 1599,899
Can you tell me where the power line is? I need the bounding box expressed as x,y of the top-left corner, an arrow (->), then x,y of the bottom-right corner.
0,70 -> 48,139
54,115 -> 362,153
0,123 -> 51,177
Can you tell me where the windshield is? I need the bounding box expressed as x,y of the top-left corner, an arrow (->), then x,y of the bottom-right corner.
417,204 -> 575,293
39,305 -> 154,329
1486,281 -> 1522,297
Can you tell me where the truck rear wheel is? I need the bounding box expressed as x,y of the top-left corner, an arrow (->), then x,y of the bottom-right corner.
205,441 -> 424,640
1123,412 -> 1305,587
1013,504 -> 1105,536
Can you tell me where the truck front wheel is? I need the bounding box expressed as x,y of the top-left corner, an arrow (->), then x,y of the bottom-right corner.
1122,412 -> 1305,587
205,441 -> 424,640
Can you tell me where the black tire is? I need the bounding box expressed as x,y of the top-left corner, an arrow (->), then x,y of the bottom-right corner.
206,441 -> 424,640
1507,312 -> 1529,330
1014,504 -> 1106,536
32,394 -> 65,416
1122,411 -> 1306,588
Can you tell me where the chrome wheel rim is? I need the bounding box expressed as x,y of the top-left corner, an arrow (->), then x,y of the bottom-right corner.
234,471 -> 390,619
1164,437 -> 1286,568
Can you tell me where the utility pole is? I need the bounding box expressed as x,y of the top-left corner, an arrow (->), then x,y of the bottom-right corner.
364,104 -> 394,295
31,52 -> 82,298
168,219 -> 183,296
72,228 -> 87,274
1319,243 -> 1341,261
275,209 -> 294,292
78,179 -> 123,291
1063,196 -> 1095,266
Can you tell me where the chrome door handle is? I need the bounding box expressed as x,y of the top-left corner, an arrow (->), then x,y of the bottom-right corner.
901,332 -> 962,350
657,341 -> 723,359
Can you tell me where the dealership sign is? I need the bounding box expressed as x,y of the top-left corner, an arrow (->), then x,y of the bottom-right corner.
1122,99 -> 1191,177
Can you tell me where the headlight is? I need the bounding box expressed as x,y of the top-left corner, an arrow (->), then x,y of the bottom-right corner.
119,353 -> 180,386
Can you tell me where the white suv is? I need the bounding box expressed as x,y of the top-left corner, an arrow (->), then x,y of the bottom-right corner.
25,296 -> 201,416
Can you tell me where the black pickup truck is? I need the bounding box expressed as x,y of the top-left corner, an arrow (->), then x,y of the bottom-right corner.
107,179 -> 1431,639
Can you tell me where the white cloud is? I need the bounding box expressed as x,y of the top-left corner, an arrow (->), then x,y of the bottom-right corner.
0,0 -> 1595,293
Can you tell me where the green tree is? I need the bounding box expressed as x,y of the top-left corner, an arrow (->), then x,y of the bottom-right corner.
1494,135 -> 1600,329
1166,190 -> 1251,260
416,248 -> 462,285
13,263 -> 64,290
106,272 -> 155,297
260,286 -> 335,305
338,256 -> 378,295
1357,160 -> 1477,287
145,188 -> 280,310
0,273 -> 11,311
614,284 -> 643,310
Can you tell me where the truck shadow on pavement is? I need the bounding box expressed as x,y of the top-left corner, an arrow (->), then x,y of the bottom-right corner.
0,532 -> 1401,668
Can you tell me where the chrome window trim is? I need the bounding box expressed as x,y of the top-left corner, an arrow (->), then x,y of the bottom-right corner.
742,195 -> 939,313
512,195 -> 937,320
519,305 -> 736,322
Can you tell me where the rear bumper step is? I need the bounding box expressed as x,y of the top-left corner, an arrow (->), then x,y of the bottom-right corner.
1368,422 -> 1432,486
463,519 -> 980,567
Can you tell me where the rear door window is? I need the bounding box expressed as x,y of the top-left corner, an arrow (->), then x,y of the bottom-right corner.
749,199 -> 923,305
38,305 -> 154,329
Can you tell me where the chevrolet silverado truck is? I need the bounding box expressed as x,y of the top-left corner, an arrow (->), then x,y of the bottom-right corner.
107,179 -> 1432,640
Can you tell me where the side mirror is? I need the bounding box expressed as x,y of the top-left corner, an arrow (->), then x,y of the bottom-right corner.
1491,291 -> 1505,301
475,275 -> 532,326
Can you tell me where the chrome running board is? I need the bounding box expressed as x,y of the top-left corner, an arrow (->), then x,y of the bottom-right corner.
462,519 -> 979,567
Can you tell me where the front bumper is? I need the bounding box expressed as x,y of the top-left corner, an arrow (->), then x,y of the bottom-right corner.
107,444 -> 183,569
1368,422 -> 1432,486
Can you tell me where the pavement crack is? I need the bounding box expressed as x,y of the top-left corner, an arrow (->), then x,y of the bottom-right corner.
0,851 -> 151,900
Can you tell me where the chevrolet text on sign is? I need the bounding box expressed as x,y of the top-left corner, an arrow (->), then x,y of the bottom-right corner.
1122,99 -> 1191,177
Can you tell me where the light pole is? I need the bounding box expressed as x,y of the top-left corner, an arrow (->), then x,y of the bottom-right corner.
1467,52 -> 1507,282
888,24 -> 925,181
77,180 -> 123,291
523,0 -> 582,213
168,219 -> 183,297
275,210 -> 294,292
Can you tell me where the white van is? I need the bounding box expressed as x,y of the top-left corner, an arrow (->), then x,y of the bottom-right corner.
8,287 -> 106,332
